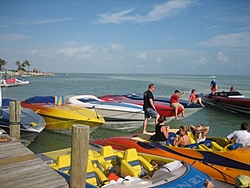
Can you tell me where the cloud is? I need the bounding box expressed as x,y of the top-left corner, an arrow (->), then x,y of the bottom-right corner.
14,18 -> 78,26
0,34 -> 29,43
102,44 -> 123,52
199,32 -> 250,47
57,45 -> 95,59
194,57 -> 207,65
93,0 -> 196,25
137,52 -> 147,60
217,51 -> 228,65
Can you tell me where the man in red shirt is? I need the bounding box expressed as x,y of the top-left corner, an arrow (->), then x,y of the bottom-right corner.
170,90 -> 186,120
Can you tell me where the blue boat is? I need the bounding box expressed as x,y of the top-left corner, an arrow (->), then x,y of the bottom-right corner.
0,98 -> 46,145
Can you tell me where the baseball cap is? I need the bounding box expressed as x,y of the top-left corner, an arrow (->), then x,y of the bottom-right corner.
175,90 -> 180,93
234,175 -> 250,187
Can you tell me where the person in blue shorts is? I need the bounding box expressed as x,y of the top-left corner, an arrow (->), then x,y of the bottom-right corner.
142,84 -> 160,134
210,79 -> 217,92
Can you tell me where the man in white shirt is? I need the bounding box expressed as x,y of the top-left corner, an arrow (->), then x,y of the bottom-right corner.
226,122 -> 250,146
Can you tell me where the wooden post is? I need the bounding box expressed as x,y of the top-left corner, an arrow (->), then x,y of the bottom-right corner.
9,101 -> 21,140
70,124 -> 89,188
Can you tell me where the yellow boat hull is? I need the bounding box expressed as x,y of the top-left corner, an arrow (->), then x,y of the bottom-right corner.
21,100 -> 105,130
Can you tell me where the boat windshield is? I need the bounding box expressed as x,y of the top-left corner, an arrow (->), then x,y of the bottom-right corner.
151,161 -> 187,185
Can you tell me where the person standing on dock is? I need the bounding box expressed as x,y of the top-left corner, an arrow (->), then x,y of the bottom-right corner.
142,84 -> 159,134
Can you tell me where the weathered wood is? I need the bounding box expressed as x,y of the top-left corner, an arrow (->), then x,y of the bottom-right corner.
9,101 -> 20,140
70,124 -> 89,188
0,135 -> 69,188
0,138 -> 35,166
0,158 -> 68,188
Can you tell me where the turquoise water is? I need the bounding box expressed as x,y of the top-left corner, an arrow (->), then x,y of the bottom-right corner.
2,73 -> 250,153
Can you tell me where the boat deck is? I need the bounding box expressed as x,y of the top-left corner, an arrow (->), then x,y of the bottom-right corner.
0,134 -> 69,188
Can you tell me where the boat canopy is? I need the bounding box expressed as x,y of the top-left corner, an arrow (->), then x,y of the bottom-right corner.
25,96 -> 55,104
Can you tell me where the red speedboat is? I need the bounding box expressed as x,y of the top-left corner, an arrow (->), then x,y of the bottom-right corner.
99,94 -> 183,118
200,91 -> 250,114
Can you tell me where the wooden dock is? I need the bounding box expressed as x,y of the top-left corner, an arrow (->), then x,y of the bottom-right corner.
0,135 -> 69,188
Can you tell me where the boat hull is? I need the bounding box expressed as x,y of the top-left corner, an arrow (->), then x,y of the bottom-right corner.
201,92 -> 250,114
0,99 -> 46,145
99,95 -> 183,117
21,96 -> 105,131
66,95 -> 145,121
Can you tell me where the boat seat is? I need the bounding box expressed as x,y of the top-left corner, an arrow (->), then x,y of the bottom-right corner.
211,141 -> 224,151
101,146 -> 123,175
199,140 -> 212,149
168,132 -> 177,146
49,154 -> 71,172
86,159 -> 109,186
121,148 -> 153,178
101,146 -> 122,166
88,150 -> 106,172
224,143 -> 243,151
188,143 -> 199,149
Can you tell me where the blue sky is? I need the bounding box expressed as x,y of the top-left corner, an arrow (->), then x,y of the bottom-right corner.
0,0 -> 249,75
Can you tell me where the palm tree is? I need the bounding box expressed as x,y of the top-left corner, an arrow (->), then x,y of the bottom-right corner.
23,60 -> 31,72
0,58 -> 7,71
15,61 -> 22,71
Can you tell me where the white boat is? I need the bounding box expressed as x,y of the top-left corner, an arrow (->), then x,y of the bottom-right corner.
0,78 -> 19,87
16,77 -> 30,85
65,95 -> 145,122
20,74 -> 31,77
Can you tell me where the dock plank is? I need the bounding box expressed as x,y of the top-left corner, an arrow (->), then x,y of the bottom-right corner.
0,158 -> 68,188
0,139 -> 35,166
0,136 -> 69,188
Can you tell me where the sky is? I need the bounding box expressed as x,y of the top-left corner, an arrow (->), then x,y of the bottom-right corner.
0,0 -> 250,75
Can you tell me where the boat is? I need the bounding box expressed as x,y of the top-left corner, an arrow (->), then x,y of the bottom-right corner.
15,77 -> 30,85
99,94 -> 183,120
200,91 -> 250,114
21,96 -> 105,132
20,74 -> 31,77
92,131 -> 250,185
0,98 -> 46,145
65,95 -> 145,121
36,145 -> 232,188
124,93 -> 203,117
0,78 -> 19,87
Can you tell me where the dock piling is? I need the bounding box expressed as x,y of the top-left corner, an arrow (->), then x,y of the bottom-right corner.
70,124 -> 89,188
9,101 -> 20,141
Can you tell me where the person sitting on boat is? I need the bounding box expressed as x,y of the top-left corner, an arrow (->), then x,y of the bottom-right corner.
230,86 -> 236,91
154,115 -> 169,146
174,125 -> 190,147
170,90 -> 186,120
226,122 -> 250,146
204,175 -> 250,188
189,124 -> 210,144
107,166 -> 120,181
210,79 -> 217,93
187,89 -> 205,107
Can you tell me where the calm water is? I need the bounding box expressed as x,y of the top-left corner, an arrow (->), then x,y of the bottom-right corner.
2,73 -> 250,153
